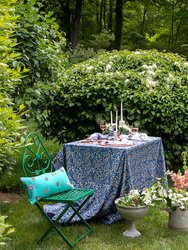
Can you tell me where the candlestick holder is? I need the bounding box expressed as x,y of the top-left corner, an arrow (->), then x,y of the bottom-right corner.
114,131 -> 119,139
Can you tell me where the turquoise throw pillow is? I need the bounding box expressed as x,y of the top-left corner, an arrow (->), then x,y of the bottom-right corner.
20,167 -> 74,205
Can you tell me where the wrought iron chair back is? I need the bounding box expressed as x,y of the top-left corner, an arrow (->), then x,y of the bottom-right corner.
22,132 -> 53,177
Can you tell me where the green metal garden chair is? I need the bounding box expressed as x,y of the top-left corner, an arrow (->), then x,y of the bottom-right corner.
21,132 -> 95,249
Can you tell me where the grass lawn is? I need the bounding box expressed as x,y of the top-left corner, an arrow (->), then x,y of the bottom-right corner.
1,198 -> 188,250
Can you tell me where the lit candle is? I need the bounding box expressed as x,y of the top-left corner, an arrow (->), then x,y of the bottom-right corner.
110,111 -> 113,125
116,111 -> 118,132
120,101 -> 123,121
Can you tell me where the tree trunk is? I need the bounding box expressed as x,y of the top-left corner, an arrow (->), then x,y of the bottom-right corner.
96,0 -> 99,28
103,0 -> 106,29
114,0 -> 124,50
140,5 -> 148,36
108,0 -> 113,31
168,7 -> 175,49
58,0 -> 72,43
100,0 -> 104,32
174,19 -> 182,46
72,0 -> 83,49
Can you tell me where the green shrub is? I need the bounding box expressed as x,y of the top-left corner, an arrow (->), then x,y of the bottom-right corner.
14,0 -> 67,106
0,0 -> 25,175
31,49 -> 187,170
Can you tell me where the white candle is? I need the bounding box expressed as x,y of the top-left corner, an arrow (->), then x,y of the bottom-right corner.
116,111 -> 118,132
120,101 -> 123,121
110,111 -> 113,125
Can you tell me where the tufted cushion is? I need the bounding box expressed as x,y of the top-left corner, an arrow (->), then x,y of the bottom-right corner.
20,167 -> 74,204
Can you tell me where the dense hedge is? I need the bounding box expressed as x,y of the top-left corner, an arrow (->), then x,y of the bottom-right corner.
33,49 -> 188,170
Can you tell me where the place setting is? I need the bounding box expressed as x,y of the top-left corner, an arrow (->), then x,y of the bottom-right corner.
80,102 -> 150,147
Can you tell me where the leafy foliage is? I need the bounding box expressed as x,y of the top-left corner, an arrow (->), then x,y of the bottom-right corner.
66,44 -> 106,66
32,49 -> 187,170
14,0 -> 67,104
87,29 -> 115,49
0,214 -> 15,246
0,0 -> 25,175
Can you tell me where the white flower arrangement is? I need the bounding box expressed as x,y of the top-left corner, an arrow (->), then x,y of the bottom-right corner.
119,123 -> 131,135
116,188 -> 155,207
144,151 -> 188,210
98,123 -> 115,135
116,176 -> 188,210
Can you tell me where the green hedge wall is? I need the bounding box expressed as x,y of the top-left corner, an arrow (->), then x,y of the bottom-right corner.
33,49 -> 188,170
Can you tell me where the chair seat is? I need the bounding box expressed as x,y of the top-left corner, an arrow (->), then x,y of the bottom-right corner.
41,188 -> 95,203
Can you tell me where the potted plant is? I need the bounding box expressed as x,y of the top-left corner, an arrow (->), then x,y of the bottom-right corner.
151,150 -> 188,231
115,188 -> 154,238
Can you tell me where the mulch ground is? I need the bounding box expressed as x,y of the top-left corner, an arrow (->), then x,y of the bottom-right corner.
0,192 -> 20,203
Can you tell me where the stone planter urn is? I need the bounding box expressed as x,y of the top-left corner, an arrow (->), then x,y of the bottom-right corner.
115,198 -> 149,238
168,207 -> 188,231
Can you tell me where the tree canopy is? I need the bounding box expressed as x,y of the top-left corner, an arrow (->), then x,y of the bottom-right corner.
38,0 -> 188,56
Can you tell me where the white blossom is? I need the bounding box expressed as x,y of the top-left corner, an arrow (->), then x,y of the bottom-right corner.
168,73 -> 173,78
183,62 -> 188,67
146,78 -> 158,87
174,62 -> 180,67
0,62 -> 8,67
87,65 -> 94,71
142,64 -> 148,69
124,79 -> 130,87
105,62 -> 113,72
129,189 -> 140,196
147,70 -> 156,77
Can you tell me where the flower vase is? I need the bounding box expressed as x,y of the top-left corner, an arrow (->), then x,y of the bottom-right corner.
115,198 -> 149,238
168,207 -> 188,231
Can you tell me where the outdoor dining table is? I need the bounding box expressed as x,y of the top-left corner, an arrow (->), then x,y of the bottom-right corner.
44,136 -> 166,224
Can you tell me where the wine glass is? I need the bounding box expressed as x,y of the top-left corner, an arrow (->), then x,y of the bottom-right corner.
131,122 -> 139,135
99,121 -> 106,134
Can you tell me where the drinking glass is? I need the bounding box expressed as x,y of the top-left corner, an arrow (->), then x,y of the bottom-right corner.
99,121 -> 106,134
131,122 -> 139,134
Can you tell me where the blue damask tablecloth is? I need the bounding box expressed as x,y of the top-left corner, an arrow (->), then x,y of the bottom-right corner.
44,137 -> 166,224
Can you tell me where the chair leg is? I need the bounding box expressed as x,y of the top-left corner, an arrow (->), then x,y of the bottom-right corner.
64,195 -> 92,226
62,196 -> 94,245
36,203 -> 75,249
35,197 -> 94,249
